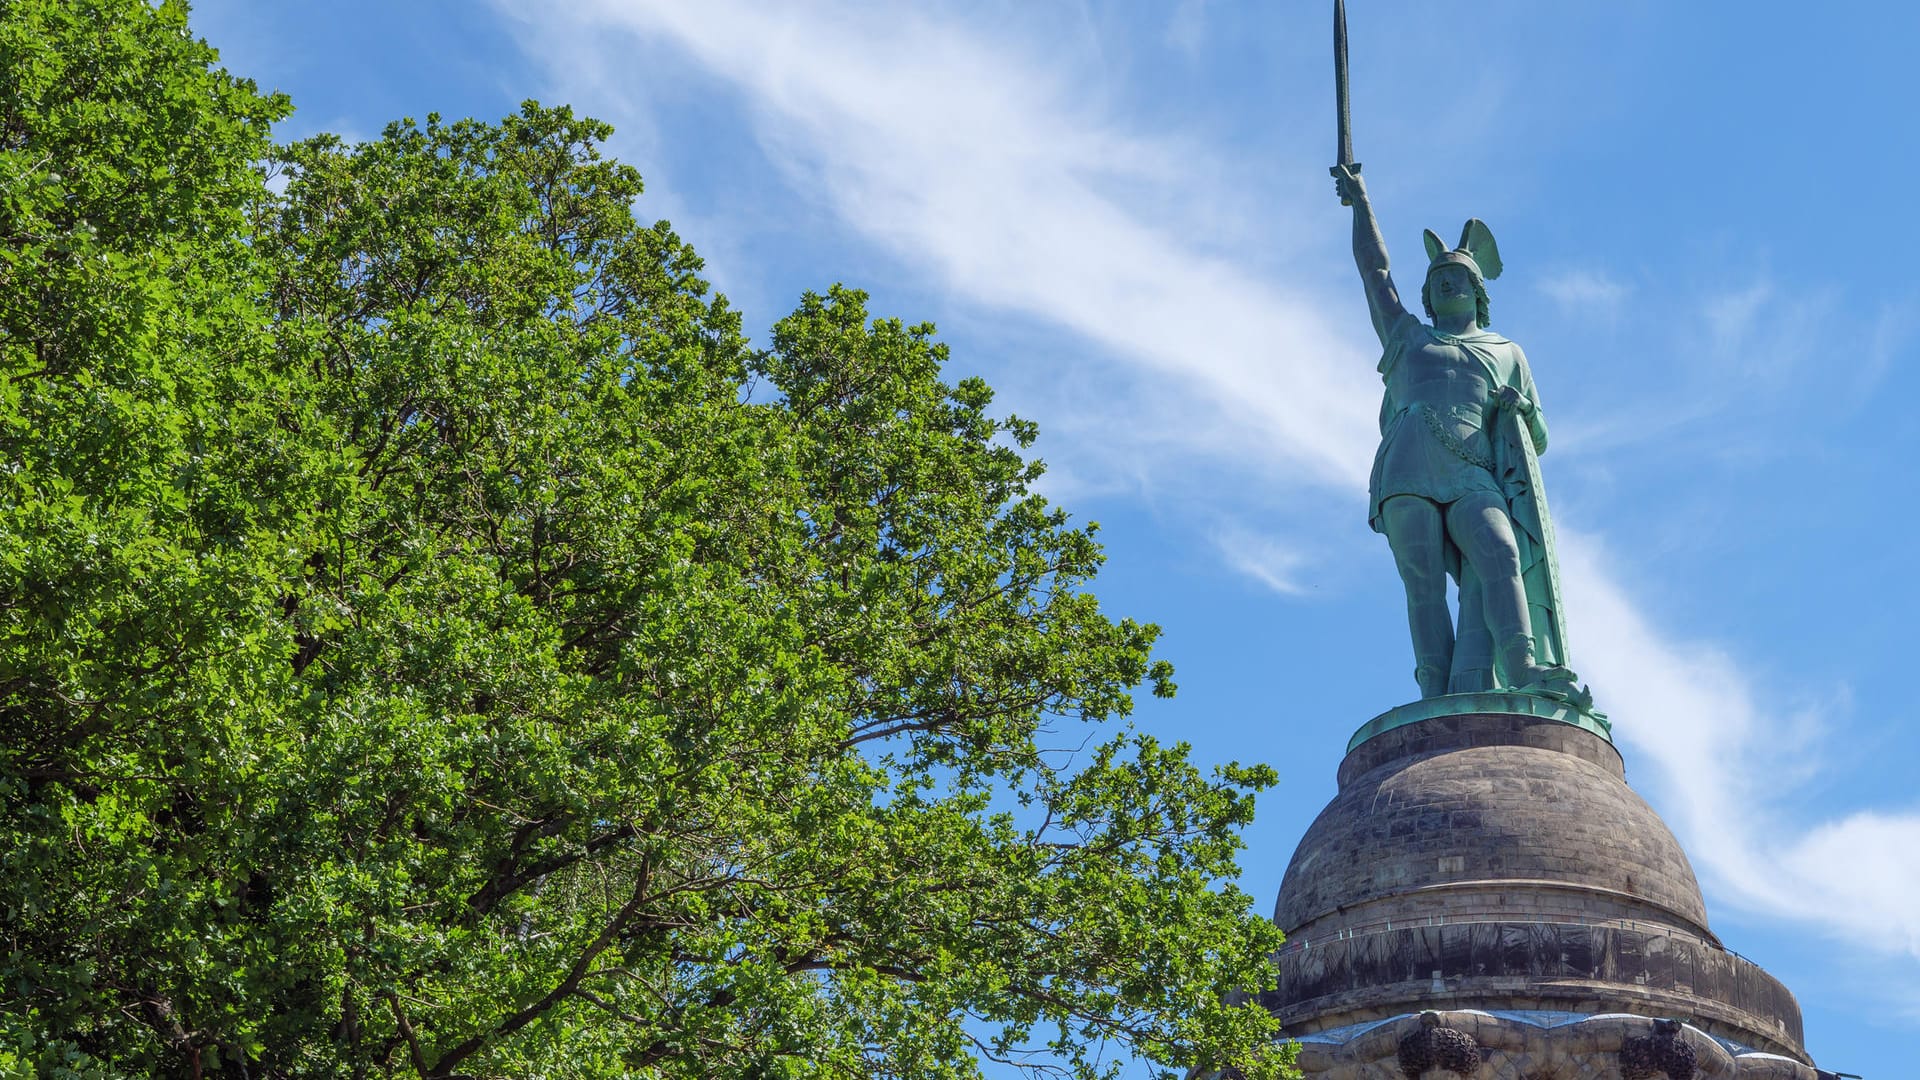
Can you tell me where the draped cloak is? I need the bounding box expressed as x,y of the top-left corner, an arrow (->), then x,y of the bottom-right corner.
1367,313 -> 1570,679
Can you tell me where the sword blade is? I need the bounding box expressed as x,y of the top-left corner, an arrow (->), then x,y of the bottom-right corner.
1334,0 -> 1353,166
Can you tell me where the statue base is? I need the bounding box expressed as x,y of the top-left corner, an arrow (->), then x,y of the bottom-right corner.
1346,691 -> 1610,755
1262,703 -> 1820,1078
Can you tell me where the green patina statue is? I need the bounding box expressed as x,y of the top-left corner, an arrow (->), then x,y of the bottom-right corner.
1327,0 -> 1589,708
1332,165 -> 1586,704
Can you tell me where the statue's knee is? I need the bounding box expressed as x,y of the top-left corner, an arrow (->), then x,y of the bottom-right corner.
1478,540 -> 1522,579
1460,525 -> 1521,577
1392,550 -> 1445,590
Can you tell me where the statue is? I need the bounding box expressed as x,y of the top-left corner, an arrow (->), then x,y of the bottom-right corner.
1329,0 -> 1587,705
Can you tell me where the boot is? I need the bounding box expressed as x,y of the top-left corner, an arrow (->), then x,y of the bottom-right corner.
1415,664 -> 1450,699
1498,633 -> 1575,693
1498,633 -> 1548,690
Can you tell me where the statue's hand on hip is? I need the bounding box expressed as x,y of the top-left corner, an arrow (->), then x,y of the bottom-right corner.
1497,386 -> 1534,416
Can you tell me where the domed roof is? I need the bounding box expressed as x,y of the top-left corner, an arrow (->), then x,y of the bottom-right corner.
1265,707 -> 1807,1061
1274,711 -> 1710,937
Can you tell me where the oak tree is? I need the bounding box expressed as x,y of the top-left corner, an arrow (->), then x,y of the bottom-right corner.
0,3 -> 1290,1077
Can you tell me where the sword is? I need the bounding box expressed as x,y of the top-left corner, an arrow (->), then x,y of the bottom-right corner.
1331,0 -> 1361,205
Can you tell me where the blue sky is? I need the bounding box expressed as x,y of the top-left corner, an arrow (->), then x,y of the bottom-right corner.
191,2 -> 1919,1074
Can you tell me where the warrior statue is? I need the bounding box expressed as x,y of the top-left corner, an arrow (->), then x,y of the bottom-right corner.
1327,0 -> 1584,703
1332,165 -> 1580,700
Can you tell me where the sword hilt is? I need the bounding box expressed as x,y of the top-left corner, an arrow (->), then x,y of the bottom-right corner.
1331,161 -> 1362,207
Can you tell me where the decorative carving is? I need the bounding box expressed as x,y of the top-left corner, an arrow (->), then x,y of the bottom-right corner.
1396,1011 -> 1482,1078
1620,1019 -> 1698,1080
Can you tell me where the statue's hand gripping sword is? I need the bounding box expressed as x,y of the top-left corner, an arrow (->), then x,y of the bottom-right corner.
1330,0 -> 1361,205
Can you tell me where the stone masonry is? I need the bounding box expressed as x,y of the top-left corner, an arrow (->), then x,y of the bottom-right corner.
1258,707 -> 1844,1079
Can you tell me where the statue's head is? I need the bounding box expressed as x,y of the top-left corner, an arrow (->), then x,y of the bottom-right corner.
1423,259 -> 1488,328
1421,220 -> 1501,329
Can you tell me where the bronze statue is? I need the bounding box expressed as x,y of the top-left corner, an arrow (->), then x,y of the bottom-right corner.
1331,0 -> 1585,703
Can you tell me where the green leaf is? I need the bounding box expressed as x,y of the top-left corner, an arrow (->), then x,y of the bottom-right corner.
0,7 -> 1290,1078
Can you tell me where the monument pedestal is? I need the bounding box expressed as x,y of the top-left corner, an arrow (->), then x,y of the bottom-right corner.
1263,700 -> 1835,1079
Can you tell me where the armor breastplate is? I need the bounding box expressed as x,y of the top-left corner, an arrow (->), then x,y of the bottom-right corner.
1398,342 -> 1492,439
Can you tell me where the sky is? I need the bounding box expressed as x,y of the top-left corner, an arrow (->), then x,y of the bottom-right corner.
189,2 -> 1920,1074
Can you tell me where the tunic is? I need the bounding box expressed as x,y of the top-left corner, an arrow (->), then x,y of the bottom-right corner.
1366,312 -> 1542,532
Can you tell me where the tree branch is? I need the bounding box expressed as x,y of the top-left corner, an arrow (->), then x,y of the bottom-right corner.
431,856 -> 653,1075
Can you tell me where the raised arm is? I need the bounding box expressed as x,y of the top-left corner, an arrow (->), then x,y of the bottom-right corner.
1333,165 -> 1408,345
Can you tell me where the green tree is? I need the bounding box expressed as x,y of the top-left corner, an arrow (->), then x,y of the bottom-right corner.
1,3 -> 1291,1078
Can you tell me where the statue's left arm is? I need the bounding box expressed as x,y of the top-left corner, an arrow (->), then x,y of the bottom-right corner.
1499,344 -> 1549,454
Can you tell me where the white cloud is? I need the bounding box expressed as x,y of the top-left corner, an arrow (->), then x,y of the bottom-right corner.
1537,267 -> 1628,314
496,0 -> 1920,973
494,0 -> 1379,494
1691,276 -> 1841,393
1212,525 -> 1309,597
1562,533 -> 1920,961
1777,812 -> 1920,957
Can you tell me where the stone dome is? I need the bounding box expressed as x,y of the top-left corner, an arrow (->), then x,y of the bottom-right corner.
1274,710 -> 1712,939
1265,706 -> 1808,1061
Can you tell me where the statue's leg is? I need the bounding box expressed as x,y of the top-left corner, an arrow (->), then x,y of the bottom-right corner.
1449,563 -> 1495,693
1380,495 -> 1453,698
1444,492 -> 1545,688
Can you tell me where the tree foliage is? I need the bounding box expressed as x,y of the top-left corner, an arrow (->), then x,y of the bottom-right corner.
0,2 -> 1290,1077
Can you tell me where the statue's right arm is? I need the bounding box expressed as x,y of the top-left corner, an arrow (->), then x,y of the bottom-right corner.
1334,166 -> 1407,345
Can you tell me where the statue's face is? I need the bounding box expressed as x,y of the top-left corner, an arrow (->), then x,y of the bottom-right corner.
1428,263 -> 1477,319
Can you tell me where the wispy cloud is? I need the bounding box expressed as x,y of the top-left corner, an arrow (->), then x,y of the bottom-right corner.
1537,267 -> 1628,315
1777,812 -> 1920,956
496,0 -> 1920,976
1845,295 -> 1915,407
1692,276 -> 1845,395
1551,270 -> 1861,463
496,0 -> 1379,492
1212,525 -> 1309,597
1561,533 -> 1920,961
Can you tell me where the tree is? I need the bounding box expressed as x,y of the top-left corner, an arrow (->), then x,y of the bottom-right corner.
0,3 -> 1291,1077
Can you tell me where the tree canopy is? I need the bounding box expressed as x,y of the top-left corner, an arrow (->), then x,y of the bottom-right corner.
0,2 -> 1289,1077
